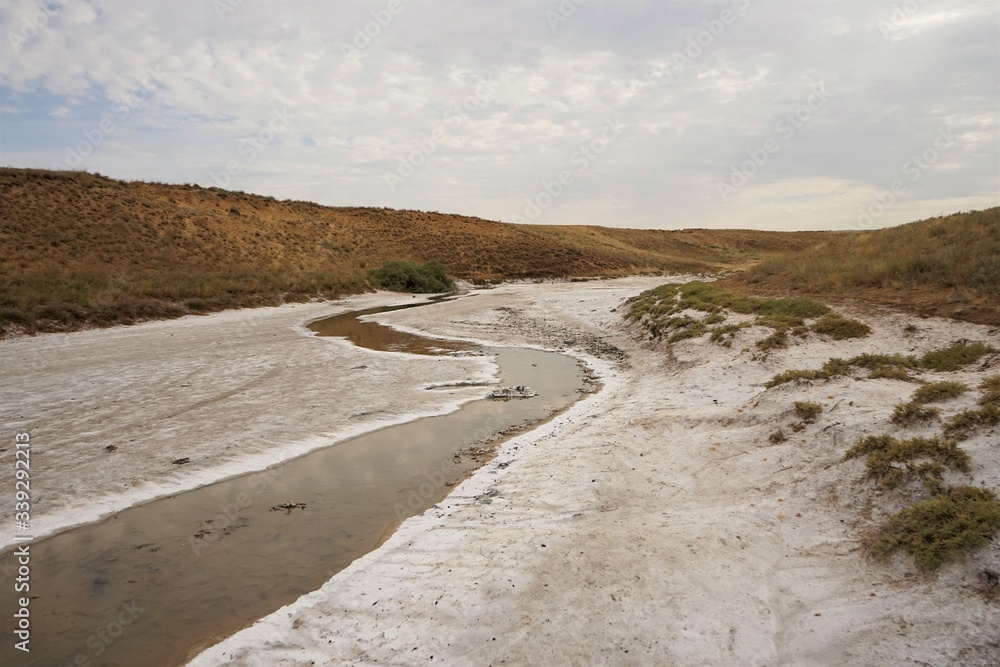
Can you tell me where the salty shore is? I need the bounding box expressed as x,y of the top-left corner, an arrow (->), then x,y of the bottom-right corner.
0,292 -> 498,551
186,278 -> 999,666
3,277 -> 998,665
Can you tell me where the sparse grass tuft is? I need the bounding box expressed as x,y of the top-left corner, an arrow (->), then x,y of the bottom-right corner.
869,486 -> 1000,569
912,381 -> 969,404
793,401 -> 823,423
890,401 -> 941,426
766,369 -> 826,388
708,322 -> 748,347
978,375 -> 1000,406
940,376 -> 1000,440
811,314 -> 873,340
921,341 -> 996,372
767,353 -> 922,388
756,329 -> 788,351
868,366 -> 917,382
844,434 -> 969,492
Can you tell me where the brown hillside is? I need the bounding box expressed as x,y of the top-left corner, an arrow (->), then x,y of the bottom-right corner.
0,168 -> 830,335
721,208 -> 1000,326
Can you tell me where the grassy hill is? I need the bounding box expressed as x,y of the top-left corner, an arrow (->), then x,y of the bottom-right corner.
721,208 -> 1000,326
0,168 -> 828,336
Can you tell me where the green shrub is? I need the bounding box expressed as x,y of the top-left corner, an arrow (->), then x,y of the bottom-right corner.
756,314 -> 805,329
921,341 -> 996,372
868,366 -> 917,382
978,375 -> 1000,407
625,281 -> 830,348
912,381 -> 969,404
793,401 -> 823,423
811,315 -> 873,340
709,322 -> 747,347
766,353 -> 922,388
844,434 -> 969,491
943,404 -> 1000,441
890,401 -> 941,426
869,486 -> 1000,569
668,321 -> 708,343
766,369 -> 826,388
756,329 -> 789,351
369,260 -> 455,293
754,297 -> 830,318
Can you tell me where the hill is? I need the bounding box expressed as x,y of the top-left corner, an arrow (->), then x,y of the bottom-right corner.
721,208 -> 1000,326
0,168 -> 828,336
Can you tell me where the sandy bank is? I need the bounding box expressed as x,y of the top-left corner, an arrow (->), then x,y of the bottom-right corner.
186,278 -> 999,666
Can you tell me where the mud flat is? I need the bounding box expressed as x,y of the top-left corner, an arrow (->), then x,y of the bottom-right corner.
186,278 -> 1000,667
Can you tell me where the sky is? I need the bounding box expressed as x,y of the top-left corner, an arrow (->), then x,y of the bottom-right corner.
0,0 -> 997,231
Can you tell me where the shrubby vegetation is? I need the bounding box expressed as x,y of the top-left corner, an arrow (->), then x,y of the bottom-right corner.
624,281 -> 843,350
837,374 -> 1000,569
767,343 -> 996,389
368,260 -> 455,294
869,487 -> 1000,569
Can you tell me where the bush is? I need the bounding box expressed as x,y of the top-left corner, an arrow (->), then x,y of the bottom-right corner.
978,375 -> 1000,407
754,297 -> 830,318
811,315 -> 873,340
869,486 -> 1000,569
709,322 -> 747,347
756,329 -> 788,351
766,353 -> 922,388
844,434 -> 969,491
793,401 -> 823,423
890,401 -> 940,426
921,341 -> 996,372
912,381 -> 968,404
369,260 -> 455,294
944,404 -> 1000,441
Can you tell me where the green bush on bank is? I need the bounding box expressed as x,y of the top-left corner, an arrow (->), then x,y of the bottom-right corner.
369,260 -> 455,294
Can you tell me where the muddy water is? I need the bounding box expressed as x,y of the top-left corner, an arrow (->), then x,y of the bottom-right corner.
0,299 -> 587,667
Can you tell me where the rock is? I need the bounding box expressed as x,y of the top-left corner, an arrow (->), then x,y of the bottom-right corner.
488,385 -> 538,400
271,501 -> 307,515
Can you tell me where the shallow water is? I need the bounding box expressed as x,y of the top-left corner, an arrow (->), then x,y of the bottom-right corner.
0,299 -> 587,667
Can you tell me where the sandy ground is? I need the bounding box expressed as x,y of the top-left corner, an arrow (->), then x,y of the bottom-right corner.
0,292 -> 498,551
180,278 -> 1000,667
4,278 -> 999,665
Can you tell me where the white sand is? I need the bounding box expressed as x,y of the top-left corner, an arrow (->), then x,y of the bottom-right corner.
3,278 -> 998,665
184,279 -> 999,666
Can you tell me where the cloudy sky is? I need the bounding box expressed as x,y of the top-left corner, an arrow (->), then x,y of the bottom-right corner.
1,0 -> 997,230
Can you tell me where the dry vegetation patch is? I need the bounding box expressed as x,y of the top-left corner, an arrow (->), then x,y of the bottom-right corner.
723,207 -> 1000,326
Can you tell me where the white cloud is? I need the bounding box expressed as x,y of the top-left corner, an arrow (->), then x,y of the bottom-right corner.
0,0 -> 996,230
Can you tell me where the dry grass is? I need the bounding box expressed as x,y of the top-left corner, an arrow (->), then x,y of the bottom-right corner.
721,207 -> 1000,325
0,168 -> 829,336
